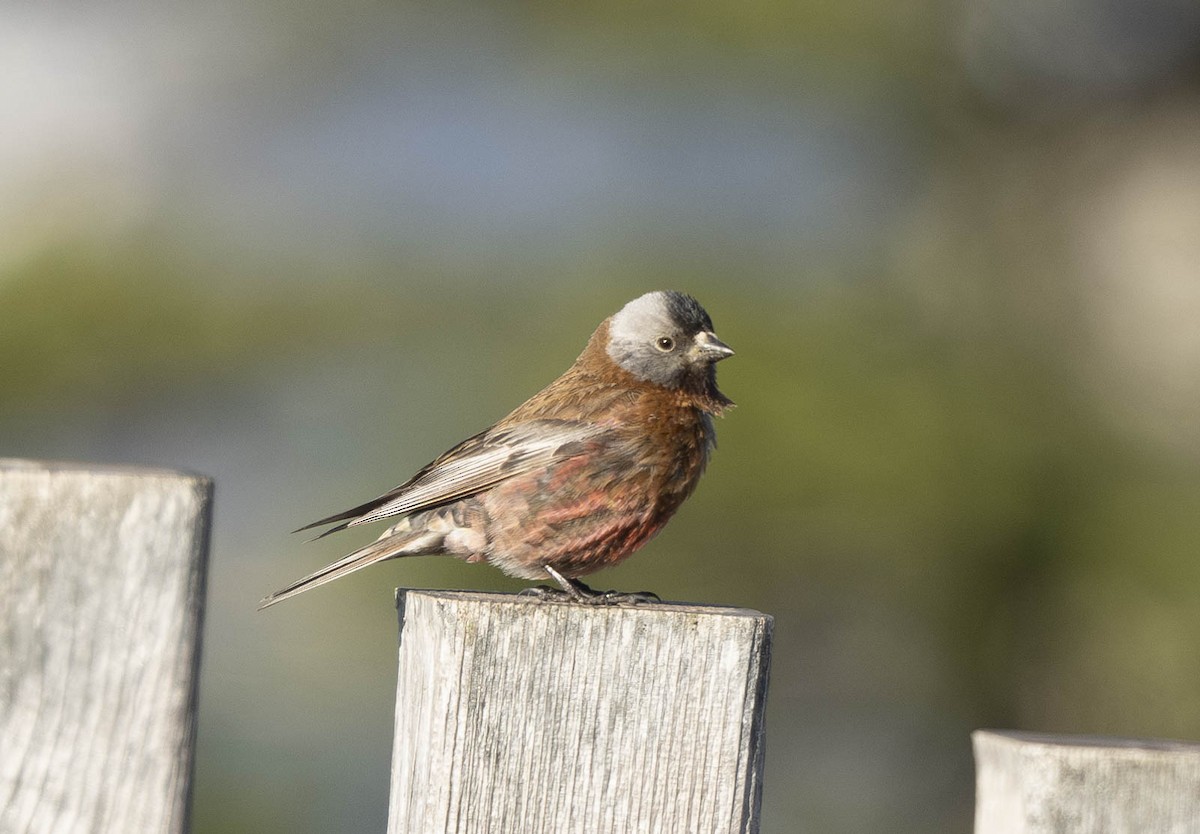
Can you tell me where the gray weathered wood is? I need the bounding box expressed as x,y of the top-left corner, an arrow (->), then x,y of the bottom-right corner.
973,730 -> 1200,833
0,459 -> 212,834
388,590 -> 772,834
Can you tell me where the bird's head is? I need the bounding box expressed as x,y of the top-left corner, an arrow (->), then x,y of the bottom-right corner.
604,291 -> 734,404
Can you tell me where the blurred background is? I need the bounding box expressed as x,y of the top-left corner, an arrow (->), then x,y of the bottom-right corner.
4,0 -> 1200,830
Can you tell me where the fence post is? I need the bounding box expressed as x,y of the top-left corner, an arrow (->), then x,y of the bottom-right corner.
973,730 -> 1200,833
0,459 -> 212,834
388,589 -> 772,834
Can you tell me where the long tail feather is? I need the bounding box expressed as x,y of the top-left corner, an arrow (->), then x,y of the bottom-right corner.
258,530 -> 441,610
292,493 -> 397,534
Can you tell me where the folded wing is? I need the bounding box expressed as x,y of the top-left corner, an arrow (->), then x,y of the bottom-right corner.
298,419 -> 610,537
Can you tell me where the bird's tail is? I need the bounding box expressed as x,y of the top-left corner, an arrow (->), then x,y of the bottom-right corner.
258,527 -> 442,610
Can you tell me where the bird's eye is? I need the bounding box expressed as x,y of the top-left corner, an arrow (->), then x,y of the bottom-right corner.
655,336 -> 675,352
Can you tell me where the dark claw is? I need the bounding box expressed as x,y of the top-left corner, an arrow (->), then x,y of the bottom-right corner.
598,590 -> 661,605
518,585 -> 575,601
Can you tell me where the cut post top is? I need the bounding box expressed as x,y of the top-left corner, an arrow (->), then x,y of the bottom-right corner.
394,587 -> 771,622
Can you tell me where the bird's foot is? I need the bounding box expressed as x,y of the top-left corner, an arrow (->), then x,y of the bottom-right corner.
524,567 -> 660,605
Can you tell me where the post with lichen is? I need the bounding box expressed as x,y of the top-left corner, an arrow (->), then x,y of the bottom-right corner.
387,590 -> 772,834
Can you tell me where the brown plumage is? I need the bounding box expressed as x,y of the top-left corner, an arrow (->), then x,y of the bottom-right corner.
259,291 -> 734,609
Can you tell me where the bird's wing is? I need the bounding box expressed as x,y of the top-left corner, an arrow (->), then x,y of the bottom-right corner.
297,419 -> 610,536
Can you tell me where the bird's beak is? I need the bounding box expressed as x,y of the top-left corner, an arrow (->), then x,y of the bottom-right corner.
693,330 -> 735,361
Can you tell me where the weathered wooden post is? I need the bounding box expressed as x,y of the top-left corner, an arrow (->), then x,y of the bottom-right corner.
388,590 -> 772,834
0,459 -> 212,834
973,730 -> 1200,833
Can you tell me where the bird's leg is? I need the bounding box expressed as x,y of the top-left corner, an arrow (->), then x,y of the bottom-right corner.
518,566 -> 603,602
546,566 -> 599,601
518,565 -> 660,605
518,565 -> 581,601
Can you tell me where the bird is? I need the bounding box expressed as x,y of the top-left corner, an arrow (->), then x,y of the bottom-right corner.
259,290 -> 734,609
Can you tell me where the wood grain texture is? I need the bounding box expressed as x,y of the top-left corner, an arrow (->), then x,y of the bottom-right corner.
388,590 -> 772,834
973,730 -> 1200,834
0,459 -> 212,834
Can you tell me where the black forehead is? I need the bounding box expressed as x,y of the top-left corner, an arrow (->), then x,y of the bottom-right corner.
662,291 -> 714,332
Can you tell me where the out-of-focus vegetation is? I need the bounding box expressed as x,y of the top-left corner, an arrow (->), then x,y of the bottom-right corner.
4,0 -> 1200,831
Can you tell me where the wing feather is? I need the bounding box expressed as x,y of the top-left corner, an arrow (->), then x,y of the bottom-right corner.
298,420 -> 609,534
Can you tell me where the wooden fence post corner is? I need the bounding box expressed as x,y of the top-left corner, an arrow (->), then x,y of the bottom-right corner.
973,729 -> 1200,833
